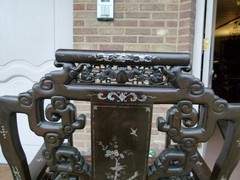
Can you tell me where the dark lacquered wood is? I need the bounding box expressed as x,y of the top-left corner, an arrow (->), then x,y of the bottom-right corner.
92,104 -> 152,180
0,49 -> 239,180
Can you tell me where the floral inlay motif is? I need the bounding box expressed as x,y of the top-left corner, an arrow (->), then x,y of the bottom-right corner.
236,138 -> 240,148
97,136 -> 139,180
95,53 -> 154,63
90,92 -> 157,102
0,125 -> 8,139
130,128 -> 138,137
12,166 -> 22,180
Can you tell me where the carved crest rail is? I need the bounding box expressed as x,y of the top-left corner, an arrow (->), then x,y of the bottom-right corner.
0,49 -> 239,179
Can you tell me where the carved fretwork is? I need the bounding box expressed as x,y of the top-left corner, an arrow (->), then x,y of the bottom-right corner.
68,63 -> 176,86
0,49 -> 240,180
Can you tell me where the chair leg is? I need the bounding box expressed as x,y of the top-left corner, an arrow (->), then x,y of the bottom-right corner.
29,144 -> 47,180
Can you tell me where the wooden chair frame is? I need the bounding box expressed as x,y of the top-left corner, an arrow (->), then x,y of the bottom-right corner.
0,49 -> 240,179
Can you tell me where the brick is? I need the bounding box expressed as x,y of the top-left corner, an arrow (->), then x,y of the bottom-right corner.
99,44 -> 124,51
86,36 -> 111,42
125,28 -> 151,35
76,101 -> 90,106
73,36 -> 84,42
151,29 -> 164,36
165,37 -> 177,43
150,135 -> 165,142
115,4 -> 139,11
179,19 -> 191,27
74,43 -> 98,50
86,127 -> 91,133
74,12 -> 96,19
152,29 -> 177,36
151,44 -> 176,52
177,44 -> 190,52
180,0 -> 191,2
73,141 -> 85,148
112,36 -> 137,43
151,129 -> 160,135
85,20 -> 112,27
99,28 -> 124,35
150,141 -> 165,150
152,12 -> 178,19
179,27 -> 190,35
139,37 -> 163,43
126,0 -> 153,2
73,3 -> 85,11
74,28 -> 97,35
126,0 -> 177,2
74,134 -> 91,140
180,1 -> 193,11
166,4 -> 179,11
179,36 -> 190,43
86,3 -> 96,10
180,10 -> 191,19
153,104 -> 167,113
114,12 -> 124,18
124,44 -> 150,51
140,4 -> 165,11
74,20 -> 84,26
167,20 -> 178,27
113,20 -> 138,27
125,12 -> 150,19
84,140 -> 91,145
151,0 -> 178,3
139,20 -> 165,27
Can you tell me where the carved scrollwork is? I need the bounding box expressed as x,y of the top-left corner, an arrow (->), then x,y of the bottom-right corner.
157,101 -> 199,139
178,101 -> 193,114
148,146 -> 198,178
181,138 -> 197,148
42,149 -> 52,160
45,133 -> 60,145
45,97 -> 68,122
155,149 -> 186,171
73,114 -> 86,129
52,97 -> 67,110
190,80 -> 204,95
40,79 -> 53,90
18,92 -> 32,106
42,145 -> 91,177
55,146 -> 91,176
213,99 -> 228,113
44,96 -> 86,135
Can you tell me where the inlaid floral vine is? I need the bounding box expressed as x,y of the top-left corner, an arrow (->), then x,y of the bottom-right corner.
97,135 -> 139,180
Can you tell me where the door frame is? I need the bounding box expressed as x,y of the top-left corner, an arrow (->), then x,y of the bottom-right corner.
192,0 -> 217,88
192,0 -> 217,157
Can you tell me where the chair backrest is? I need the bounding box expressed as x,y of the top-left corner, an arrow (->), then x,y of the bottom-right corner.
0,49 -> 240,180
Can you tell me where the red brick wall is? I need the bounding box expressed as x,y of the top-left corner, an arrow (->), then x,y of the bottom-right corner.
73,0 -> 196,52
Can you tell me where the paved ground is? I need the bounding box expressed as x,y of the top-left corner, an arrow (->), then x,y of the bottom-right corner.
0,164 -> 12,180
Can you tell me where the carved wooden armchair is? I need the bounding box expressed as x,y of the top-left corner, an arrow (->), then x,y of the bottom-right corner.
0,49 -> 240,180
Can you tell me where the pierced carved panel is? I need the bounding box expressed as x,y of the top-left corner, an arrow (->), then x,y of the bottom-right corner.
68,64 -> 175,86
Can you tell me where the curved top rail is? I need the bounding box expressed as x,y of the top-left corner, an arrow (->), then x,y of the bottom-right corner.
55,49 -> 190,66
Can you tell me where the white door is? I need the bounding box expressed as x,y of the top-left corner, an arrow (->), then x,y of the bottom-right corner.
0,0 -> 73,163
192,0 -> 217,86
